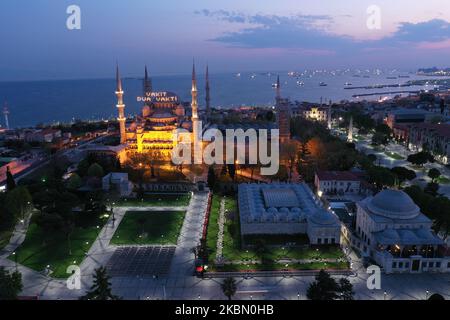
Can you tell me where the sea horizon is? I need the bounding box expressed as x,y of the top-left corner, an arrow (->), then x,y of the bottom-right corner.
0,69 -> 445,129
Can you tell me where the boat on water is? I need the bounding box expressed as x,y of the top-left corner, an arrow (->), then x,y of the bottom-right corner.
398,75 -> 410,78
272,83 -> 279,88
387,76 -> 398,79
345,82 -> 353,86
319,82 -> 328,86
297,81 -> 304,86
236,73 -> 241,77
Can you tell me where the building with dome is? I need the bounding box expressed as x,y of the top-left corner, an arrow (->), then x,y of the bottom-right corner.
351,189 -> 450,273
114,64 -> 208,160
238,183 -> 341,245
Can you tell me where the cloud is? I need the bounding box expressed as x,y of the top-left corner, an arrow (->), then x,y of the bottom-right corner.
197,11 -> 450,54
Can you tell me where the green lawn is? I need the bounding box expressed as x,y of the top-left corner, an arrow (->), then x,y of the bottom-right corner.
0,229 -> 13,251
384,151 -> 404,160
11,218 -> 106,279
116,194 -> 191,207
437,176 -> 450,184
111,211 -> 185,245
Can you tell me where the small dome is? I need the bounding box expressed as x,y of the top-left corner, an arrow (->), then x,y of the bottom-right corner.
367,189 -> 420,219
308,209 -> 339,226
267,207 -> 278,214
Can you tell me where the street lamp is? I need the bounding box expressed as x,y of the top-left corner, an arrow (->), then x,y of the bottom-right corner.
12,252 -> 17,271
297,293 -> 300,300
426,290 -> 430,300
383,291 -> 387,300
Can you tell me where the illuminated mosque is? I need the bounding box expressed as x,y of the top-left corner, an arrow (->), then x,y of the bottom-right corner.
114,63 -> 209,160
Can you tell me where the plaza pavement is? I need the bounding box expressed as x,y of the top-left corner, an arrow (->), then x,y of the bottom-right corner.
1,190 -> 450,300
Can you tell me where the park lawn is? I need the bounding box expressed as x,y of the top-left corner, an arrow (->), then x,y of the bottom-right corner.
0,229 -> 13,251
384,151 -> 404,160
117,194 -> 191,207
437,176 -> 450,184
11,222 -> 104,279
111,211 -> 185,245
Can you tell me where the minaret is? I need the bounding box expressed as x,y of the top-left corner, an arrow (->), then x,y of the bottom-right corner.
348,116 -> 353,142
205,65 -> 211,121
276,75 -> 290,143
3,101 -> 10,130
191,61 -> 201,164
143,65 -> 152,97
327,100 -> 332,130
115,64 -> 126,144
276,75 -> 281,102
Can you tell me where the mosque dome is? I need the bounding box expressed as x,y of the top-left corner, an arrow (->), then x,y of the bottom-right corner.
367,189 -> 420,219
308,209 -> 339,226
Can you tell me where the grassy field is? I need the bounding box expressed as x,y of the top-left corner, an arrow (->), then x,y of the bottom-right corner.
111,211 -> 185,245
11,218 -> 106,279
384,151 -> 404,160
0,229 -> 13,251
437,176 -> 450,184
116,194 -> 191,207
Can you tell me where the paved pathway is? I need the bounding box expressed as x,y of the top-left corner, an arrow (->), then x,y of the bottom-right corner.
215,198 -> 225,261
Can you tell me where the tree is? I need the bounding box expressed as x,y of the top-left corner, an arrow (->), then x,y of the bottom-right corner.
281,141 -> 299,181
367,166 -> 396,190
375,123 -> 392,136
6,166 -> 16,192
338,278 -> 354,300
0,267 -> 22,300
87,163 -> 104,178
227,164 -> 236,181
371,132 -> 388,146
428,293 -> 445,300
306,270 -> 340,300
424,182 -> 439,197
67,173 -> 82,190
207,166 -> 217,189
5,186 -> 32,221
391,167 -> 416,184
428,168 -> 441,183
254,239 -> 267,257
407,151 -> 433,167
80,267 -> 120,300
306,270 -> 354,300
221,277 -> 237,300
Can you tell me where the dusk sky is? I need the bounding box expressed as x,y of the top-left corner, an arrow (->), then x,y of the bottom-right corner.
1,0 -> 449,81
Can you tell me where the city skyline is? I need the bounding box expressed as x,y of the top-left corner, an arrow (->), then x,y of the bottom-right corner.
1,0 -> 450,81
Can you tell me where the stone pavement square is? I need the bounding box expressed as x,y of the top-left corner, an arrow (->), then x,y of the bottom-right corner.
106,246 -> 176,277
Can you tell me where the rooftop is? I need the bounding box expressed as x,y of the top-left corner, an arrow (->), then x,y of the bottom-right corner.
316,171 -> 360,181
